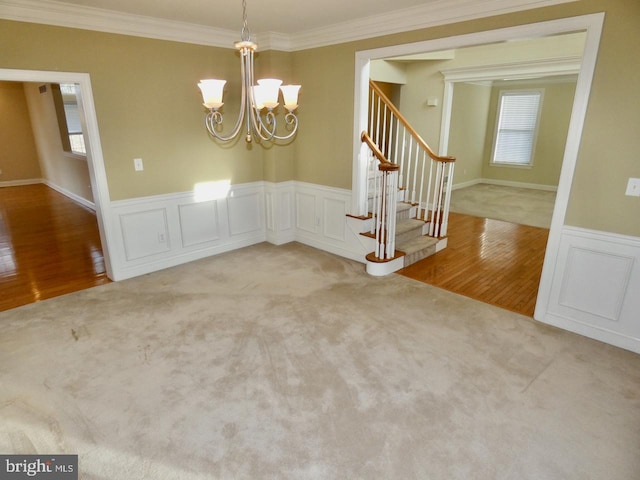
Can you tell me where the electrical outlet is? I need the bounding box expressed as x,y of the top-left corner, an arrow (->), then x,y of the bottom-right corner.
158,232 -> 166,243
625,178 -> 640,197
134,158 -> 144,171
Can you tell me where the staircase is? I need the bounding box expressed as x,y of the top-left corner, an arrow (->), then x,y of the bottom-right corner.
357,80 -> 455,276
360,192 -> 447,276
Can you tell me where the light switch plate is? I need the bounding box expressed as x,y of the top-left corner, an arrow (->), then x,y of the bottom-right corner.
134,158 -> 144,171
625,178 -> 640,197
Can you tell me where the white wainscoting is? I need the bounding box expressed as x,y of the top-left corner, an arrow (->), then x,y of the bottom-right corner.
292,181 -> 372,262
537,226 -> 640,354
109,182 -> 267,280
265,181 -> 296,246
108,180 -> 370,281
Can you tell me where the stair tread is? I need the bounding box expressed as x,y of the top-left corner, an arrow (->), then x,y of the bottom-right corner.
395,218 -> 425,234
397,235 -> 439,254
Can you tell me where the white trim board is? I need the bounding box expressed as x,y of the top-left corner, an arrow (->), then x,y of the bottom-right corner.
42,179 -> 95,211
0,178 -> 42,187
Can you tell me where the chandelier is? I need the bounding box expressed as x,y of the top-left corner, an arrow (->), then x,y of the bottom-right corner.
197,0 -> 300,143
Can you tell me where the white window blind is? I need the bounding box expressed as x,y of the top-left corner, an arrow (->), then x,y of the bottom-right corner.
59,83 -> 86,155
63,102 -> 82,134
492,90 -> 542,165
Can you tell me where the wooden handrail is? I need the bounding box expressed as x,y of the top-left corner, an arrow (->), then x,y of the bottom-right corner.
361,131 -> 399,171
369,80 -> 455,164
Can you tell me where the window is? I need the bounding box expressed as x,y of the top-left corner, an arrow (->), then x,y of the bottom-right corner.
491,90 -> 543,166
52,83 -> 87,156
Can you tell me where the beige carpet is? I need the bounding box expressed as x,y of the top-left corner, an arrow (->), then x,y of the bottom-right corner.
1,243 -> 639,479
450,183 -> 557,228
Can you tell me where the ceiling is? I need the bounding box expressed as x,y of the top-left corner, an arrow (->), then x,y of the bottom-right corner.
45,0 -> 436,34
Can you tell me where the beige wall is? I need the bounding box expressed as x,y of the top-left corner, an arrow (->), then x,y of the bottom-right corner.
23,83 -> 93,202
0,81 -> 42,182
1,0 -> 639,236
448,82 -> 492,185
0,22 -> 283,200
480,79 -> 576,186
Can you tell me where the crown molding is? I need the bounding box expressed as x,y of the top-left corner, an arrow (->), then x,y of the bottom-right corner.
441,55 -> 582,82
291,0 -> 580,50
0,0 -> 580,51
0,0 -> 238,47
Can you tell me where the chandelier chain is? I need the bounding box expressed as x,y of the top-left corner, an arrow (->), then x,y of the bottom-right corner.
241,0 -> 251,42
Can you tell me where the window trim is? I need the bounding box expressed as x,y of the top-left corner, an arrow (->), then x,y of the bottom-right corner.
51,83 -> 87,157
490,88 -> 544,168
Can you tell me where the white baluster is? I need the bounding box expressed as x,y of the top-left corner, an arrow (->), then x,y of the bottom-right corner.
387,171 -> 398,258
441,162 -> 455,237
411,139 -> 419,205
417,152 -> 426,220
375,97 -> 382,147
400,129 -> 408,200
375,164 -> 383,258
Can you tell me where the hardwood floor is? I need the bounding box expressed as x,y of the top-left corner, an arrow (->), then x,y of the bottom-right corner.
0,184 -> 110,312
1,185 -> 547,316
399,212 -> 549,317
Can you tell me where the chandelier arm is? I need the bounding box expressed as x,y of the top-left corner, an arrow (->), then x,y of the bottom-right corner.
268,112 -> 299,141
259,113 -> 298,141
245,48 -> 278,142
250,110 -> 277,142
244,48 -> 259,142
203,46 -> 250,142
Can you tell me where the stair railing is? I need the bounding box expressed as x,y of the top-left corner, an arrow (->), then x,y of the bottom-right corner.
368,80 -> 456,237
361,131 -> 399,261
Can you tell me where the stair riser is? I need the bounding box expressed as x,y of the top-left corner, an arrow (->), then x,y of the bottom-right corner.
395,226 -> 425,245
403,245 -> 437,267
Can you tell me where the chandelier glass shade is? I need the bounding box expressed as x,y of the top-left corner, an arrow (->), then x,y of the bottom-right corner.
198,1 -> 300,143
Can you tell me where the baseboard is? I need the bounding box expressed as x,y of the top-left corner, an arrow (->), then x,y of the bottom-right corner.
451,178 -> 483,190
0,178 -> 96,210
112,234 -> 266,281
42,180 -> 96,211
452,178 -> 557,192
0,178 -> 42,187
482,178 -> 558,192
538,311 -> 640,355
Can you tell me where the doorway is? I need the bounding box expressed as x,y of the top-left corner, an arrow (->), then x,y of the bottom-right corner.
0,69 -> 115,305
352,13 -> 605,320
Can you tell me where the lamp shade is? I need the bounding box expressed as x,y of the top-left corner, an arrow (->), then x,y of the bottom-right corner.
280,85 -> 301,112
198,79 -> 226,109
251,85 -> 266,110
257,79 -> 282,109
